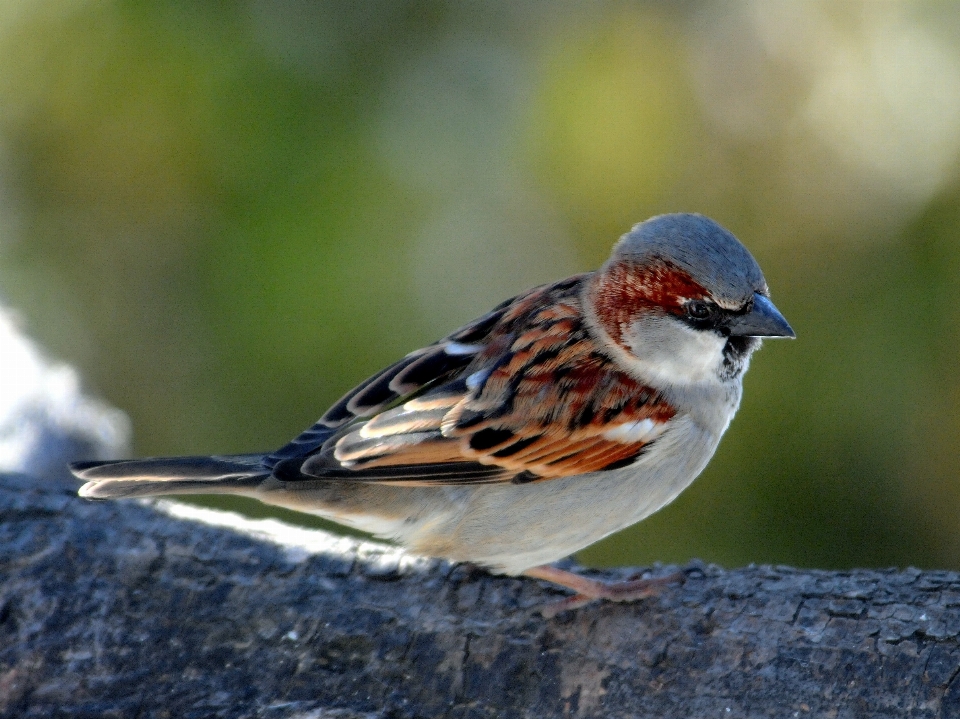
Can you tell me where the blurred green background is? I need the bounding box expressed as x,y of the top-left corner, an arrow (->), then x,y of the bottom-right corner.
1,0 -> 959,571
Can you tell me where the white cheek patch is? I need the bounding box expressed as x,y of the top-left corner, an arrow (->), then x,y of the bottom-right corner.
602,418 -> 668,444
623,315 -> 728,386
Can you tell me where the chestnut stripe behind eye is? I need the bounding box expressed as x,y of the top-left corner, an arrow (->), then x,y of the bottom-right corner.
590,258 -> 708,349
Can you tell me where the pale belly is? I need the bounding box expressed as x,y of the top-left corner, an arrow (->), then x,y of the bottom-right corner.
255,415 -> 722,574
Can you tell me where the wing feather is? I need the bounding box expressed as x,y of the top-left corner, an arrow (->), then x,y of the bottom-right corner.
278,274 -> 676,485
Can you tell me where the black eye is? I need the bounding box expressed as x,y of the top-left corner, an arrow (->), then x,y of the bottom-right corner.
686,300 -> 715,320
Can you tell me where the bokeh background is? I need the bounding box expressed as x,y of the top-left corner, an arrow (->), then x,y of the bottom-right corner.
1,0 -> 959,571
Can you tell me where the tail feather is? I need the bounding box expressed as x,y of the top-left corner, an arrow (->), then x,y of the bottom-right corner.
71,454 -> 270,500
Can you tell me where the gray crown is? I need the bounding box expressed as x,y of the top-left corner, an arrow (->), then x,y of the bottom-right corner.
611,213 -> 767,307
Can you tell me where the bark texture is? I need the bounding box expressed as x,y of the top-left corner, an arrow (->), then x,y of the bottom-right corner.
2,470 -> 960,719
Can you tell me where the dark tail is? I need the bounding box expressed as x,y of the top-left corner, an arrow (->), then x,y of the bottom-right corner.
71,454 -> 270,499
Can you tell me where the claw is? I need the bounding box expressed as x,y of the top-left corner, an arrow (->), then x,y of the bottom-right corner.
524,565 -> 685,618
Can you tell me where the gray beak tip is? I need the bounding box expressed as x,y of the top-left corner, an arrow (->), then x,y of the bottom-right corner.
727,293 -> 795,339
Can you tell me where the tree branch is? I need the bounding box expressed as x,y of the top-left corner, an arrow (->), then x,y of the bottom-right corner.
2,471 -> 959,719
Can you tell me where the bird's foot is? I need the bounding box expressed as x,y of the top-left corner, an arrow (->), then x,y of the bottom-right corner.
524,564 -> 684,618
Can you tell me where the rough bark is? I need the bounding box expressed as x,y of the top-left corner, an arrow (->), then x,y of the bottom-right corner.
2,471 -> 960,719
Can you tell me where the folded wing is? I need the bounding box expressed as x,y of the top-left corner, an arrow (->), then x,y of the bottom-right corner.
277,275 -> 675,486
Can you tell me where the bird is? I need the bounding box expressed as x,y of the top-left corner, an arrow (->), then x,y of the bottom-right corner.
72,213 -> 794,616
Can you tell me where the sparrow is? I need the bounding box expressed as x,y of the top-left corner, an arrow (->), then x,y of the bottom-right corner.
72,213 -> 794,616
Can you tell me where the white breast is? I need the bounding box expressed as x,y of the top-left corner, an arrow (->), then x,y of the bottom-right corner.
256,385 -> 743,577
396,413 -> 730,574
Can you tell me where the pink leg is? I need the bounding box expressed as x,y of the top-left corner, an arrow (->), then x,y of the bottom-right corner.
524,565 -> 684,618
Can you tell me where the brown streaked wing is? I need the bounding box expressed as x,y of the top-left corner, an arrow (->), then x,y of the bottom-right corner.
263,296 -> 521,468
292,275 -> 675,485
441,330 -> 675,480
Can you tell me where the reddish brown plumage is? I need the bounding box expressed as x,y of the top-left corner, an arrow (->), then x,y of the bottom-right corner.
590,259 -> 709,349
324,275 -> 676,484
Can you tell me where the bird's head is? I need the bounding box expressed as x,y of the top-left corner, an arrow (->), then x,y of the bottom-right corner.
586,213 -> 794,387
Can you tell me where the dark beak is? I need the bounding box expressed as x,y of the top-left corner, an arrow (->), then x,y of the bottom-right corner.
726,293 -> 795,338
